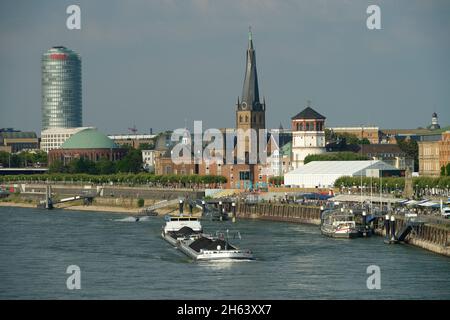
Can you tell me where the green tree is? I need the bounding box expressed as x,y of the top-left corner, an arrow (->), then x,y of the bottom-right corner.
96,157 -> 116,174
269,176 -> 284,186
304,152 -> 368,164
0,151 -> 10,167
67,158 -> 98,174
31,150 -> 48,166
138,143 -> 153,150
360,138 -> 370,145
48,160 -> 66,173
397,138 -> 418,172
116,149 -> 143,173
325,129 -> 336,143
442,163 -> 450,176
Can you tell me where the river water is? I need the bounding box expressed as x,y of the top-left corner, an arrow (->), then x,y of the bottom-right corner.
0,206 -> 449,299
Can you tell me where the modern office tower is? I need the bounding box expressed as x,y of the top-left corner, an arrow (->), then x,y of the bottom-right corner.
41,46 -> 82,130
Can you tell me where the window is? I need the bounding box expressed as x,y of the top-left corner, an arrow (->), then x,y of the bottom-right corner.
239,171 -> 251,180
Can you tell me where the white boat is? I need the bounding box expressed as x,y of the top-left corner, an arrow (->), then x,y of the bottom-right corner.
161,215 -> 254,261
161,215 -> 203,246
321,210 -> 360,238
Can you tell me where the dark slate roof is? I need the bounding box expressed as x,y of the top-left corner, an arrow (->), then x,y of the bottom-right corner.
359,144 -> 406,156
240,30 -> 263,111
291,107 -> 326,120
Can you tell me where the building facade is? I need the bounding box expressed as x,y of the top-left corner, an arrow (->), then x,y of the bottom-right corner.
359,144 -> 414,171
141,149 -> 157,172
42,46 -> 82,130
418,133 -> 446,177
0,131 -> 39,153
291,104 -> 326,168
330,126 -> 381,144
418,140 -> 440,177
439,132 -> 450,172
40,127 -> 94,152
48,129 -> 127,165
108,134 -> 157,149
417,131 -> 450,176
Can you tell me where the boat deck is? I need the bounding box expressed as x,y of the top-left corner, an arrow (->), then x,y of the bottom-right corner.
189,237 -> 237,253
167,226 -> 201,239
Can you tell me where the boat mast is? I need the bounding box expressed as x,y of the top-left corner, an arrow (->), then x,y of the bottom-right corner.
380,168 -> 383,213
360,124 -> 364,207
370,161 -> 373,214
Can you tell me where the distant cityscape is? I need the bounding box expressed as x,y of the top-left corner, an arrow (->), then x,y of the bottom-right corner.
1,2 -> 450,301
0,31 -> 449,189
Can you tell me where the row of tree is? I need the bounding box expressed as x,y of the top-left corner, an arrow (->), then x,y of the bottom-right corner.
0,151 -> 48,168
304,152 -> 368,164
268,176 -> 284,186
49,149 -> 144,174
441,163 -> 450,177
0,172 -> 227,185
325,129 -> 371,146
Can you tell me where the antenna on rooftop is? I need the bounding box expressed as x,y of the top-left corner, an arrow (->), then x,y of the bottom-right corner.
128,124 -> 138,134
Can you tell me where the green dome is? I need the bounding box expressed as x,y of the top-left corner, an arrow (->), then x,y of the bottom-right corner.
62,129 -> 119,149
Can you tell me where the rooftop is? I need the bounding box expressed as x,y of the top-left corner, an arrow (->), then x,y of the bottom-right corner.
358,144 -> 406,155
41,127 -> 95,135
292,106 -> 326,120
285,160 -> 399,176
61,129 -> 119,149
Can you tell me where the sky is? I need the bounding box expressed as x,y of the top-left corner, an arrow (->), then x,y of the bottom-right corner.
0,0 -> 449,135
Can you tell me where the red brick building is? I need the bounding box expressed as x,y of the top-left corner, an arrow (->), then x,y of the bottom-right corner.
48,129 -> 127,165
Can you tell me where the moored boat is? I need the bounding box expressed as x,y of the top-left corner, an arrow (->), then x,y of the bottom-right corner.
321,210 -> 360,238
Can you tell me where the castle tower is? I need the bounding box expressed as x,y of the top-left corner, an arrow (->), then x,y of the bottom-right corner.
291,101 -> 326,168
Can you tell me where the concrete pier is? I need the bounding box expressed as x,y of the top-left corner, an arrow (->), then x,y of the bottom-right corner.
237,203 -> 449,257
375,216 -> 450,257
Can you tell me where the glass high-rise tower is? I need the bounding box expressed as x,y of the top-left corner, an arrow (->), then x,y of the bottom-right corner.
41,46 -> 82,130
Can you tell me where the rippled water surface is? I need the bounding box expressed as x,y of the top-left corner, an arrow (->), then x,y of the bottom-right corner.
0,207 -> 449,299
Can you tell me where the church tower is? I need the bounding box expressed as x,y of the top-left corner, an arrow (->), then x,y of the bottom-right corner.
235,28 -> 266,159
